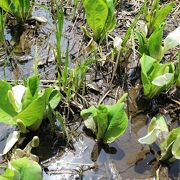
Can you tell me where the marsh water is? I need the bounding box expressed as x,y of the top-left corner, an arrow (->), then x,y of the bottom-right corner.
0,0 -> 179,179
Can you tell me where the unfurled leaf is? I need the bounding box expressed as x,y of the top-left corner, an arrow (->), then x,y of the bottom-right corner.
172,135 -> 180,159
149,24 -> 164,60
153,3 -> 175,30
83,0 -> 108,40
96,105 -> 108,140
140,54 -> 175,98
0,157 -> 42,180
0,76 -> 60,132
81,94 -> 128,144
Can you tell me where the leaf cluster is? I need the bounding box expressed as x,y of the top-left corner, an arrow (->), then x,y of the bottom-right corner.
138,116 -> 180,162
0,0 -> 35,23
0,75 -> 61,132
81,94 -> 128,144
83,0 -> 116,42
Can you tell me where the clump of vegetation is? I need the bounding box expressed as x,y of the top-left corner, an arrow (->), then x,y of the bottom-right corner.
0,136 -> 42,180
140,54 -> 175,99
138,116 -> 180,162
0,0 -> 34,23
81,93 -> 128,144
0,75 -> 60,132
83,0 -> 116,42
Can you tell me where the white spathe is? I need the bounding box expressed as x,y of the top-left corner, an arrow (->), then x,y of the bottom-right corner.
164,26 -> 180,53
12,85 -> 26,110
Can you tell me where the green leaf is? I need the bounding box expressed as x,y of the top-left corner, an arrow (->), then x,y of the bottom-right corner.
81,95 -> 128,144
140,54 -> 175,98
0,80 -> 17,116
96,105 -> 108,140
160,127 -> 180,161
103,102 -> 128,143
104,0 -> 116,32
138,128 -> 159,144
83,0 -> 108,40
172,135 -> 180,159
22,75 -> 39,110
153,3 -> 175,30
14,92 -> 46,130
148,24 -> 164,60
160,127 -> 180,152
81,106 -> 97,120
10,157 -> 42,180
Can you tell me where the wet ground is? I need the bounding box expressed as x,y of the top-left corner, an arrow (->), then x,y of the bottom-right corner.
0,0 -> 180,179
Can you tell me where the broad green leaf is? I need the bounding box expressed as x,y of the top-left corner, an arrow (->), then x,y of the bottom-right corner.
152,73 -> 174,86
172,135 -> 180,159
160,127 -> 180,152
104,0 -> 116,32
0,108 -> 14,125
48,89 -> 61,110
153,3 -> 175,30
0,81 -> 17,116
135,32 -> 149,55
140,54 -> 156,74
103,102 -> 128,143
149,24 -> 164,60
96,105 -> 108,140
83,0 -> 108,40
10,157 -> 42,180
140,55 -> 175,98
163,26 -> 180,54
81,95 -> 128,144
22,75 -> 39,110
80,106 -> 97,119
14,92 -> 46,130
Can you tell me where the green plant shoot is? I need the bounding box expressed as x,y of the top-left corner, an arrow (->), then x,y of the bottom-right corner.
0,75 -> 61,131
138,116 -> 180,162
0,0 -> 35,23
83,0 -> 116,42
140,54 -> 175,99
81,93 -> 128,144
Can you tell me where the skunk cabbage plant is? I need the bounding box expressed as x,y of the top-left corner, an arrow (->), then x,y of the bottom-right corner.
138,116 -> 180,162
140,54 -> 175,99
83,0 -> 116,42
81,94 -> 128,144
0,75 -> 61,131
0,136 -> 42,180
136,26 -> 180,61
0,0 -> 34,22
